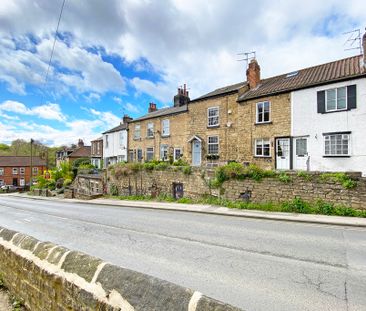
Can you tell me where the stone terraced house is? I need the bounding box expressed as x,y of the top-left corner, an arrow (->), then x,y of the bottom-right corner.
127,87 -> 190,163
123,30 -> 366,175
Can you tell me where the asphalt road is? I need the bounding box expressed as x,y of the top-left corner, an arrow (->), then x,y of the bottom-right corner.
0,195 -> 365,311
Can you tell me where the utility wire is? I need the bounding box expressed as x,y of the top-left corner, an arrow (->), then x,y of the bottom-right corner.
43,0 -> 66,87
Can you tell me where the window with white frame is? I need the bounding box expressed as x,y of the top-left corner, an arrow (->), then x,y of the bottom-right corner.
105,135 -> 109,148
162,119 -> 170,136
33,167 -> 38,175
97,141 -> 101,154
207,107 -> 219,127
324,133 -> 350,156
20,178 -> 25,186
256,101 -> 270,123
146,147 -> 154,162
12,168 -> 18,175
20,167 -> 25,174
0,180 -> 4,186
174,148 -> 182,161
326,87 -> 347,112
0,168 -> 3,175
255,139 -> 271,157
207,136 -> 219,155
160,144 -> 169,160
147,123 -> 154,138
134,124 -> 141,139
119,132 -> 124,147
117,155 -> 125,162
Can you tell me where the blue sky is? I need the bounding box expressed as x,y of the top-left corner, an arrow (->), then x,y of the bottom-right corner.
0,0 -> 364,146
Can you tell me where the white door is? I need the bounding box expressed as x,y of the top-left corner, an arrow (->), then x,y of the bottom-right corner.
294,137 -> 308,170
192,140 -> 201,166
276,138 -> 290,170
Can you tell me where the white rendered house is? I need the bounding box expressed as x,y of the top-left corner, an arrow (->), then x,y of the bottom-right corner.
292,74 -> 366,175
102,116 -> 131,168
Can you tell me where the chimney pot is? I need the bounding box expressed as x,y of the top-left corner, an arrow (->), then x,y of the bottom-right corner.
122,114 -> 132,124
246,59 -> 261,89
148,102 -> 157,113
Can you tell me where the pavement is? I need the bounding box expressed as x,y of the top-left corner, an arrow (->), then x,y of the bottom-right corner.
0,194 -> 366,311
4,192 -> 366,227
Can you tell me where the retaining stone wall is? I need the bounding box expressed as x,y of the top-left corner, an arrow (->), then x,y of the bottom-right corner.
107,169 -> 366,209
0,226 -> 242,311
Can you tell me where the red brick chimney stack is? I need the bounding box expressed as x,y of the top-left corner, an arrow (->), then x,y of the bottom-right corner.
77,139 -> 84,147
246,59 -> 261,89
148,102 -> 157,113
122,115 -> 133,124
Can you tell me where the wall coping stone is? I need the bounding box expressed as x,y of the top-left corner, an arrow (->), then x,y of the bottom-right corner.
0,226 -> 244,311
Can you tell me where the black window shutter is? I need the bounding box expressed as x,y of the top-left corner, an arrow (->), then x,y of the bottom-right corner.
317,91 -> 326,113
347,85 -> 357,110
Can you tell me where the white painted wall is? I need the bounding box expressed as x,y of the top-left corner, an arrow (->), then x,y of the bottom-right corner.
292,77 -> 366,176
102,129 -> 128,167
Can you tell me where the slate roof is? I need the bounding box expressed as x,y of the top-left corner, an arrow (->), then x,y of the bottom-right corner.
102,123 -> 128,134
129,104 -> 188,122
238,55 -> 365,101
68,146 -> 91,158
191,81 -> 247,102
0,156 -> 46,167
91,136 -> 103,142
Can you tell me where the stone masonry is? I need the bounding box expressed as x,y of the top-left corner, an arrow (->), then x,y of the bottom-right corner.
107,168 -> 366,210
0,227 -> 242,311
237,93 -> 292,170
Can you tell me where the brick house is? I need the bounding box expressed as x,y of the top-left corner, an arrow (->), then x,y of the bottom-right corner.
90,137 -> 103,169
55,139 -> 91,167
128,87 -> 190,163
0,156 -> 46,187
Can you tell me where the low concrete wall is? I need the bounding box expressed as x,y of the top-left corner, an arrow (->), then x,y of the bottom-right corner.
107,168 -> 366,209
0,226 -> 242,311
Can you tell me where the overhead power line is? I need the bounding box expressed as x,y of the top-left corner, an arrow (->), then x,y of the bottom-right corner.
43,0 -> 66,86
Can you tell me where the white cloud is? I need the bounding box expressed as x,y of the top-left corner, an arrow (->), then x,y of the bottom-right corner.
124,102 -> 140,114
0,100 -> 66,121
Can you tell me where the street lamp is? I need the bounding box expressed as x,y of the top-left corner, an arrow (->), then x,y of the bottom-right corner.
30,138 -> 34,188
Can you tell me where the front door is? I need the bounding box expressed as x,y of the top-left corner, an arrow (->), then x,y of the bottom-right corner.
276,138 -> 290,170
192,140 -> 201,166
293,137 -> 309,170
12,178 -> 18,186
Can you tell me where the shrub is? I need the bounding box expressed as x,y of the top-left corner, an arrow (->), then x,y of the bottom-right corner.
173,158 -> 189,166
297,170 -> 312,181
278,172 -> 292,183
78,163 -> 95,169
246,164 -> 275,181
126,162 -> 143,172
320,172 -> 357,189
155,162 -> 169,171
223,162 -> 246,179
182,166 -> 192,175
114,164 -> 132,177
110,184 -> 119,196
143,162 -> 156,170
315,200 -> 335,215
63,179 -> 72,187
282,197 -> 311,214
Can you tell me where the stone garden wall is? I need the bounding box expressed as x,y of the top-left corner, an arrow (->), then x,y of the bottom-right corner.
0,226 -> 241,311
107,168 -> 366,210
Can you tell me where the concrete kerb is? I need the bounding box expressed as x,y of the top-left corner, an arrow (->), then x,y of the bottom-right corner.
4,193 -> 366,228
0,226 -> 243,311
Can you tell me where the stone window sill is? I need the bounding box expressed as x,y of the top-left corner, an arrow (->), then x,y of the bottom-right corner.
254,121 -> 272,126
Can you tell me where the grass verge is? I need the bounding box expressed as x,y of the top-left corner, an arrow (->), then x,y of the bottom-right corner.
104,195 -> 366,218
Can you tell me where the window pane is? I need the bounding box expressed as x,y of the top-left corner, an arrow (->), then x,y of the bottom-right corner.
337,97 -> 346,110
296,139 -> 307,156
264,112 -> 270,122
326,89 -> 336,110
